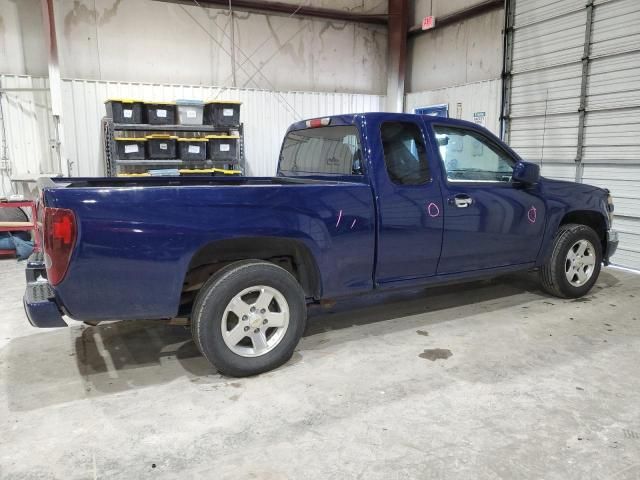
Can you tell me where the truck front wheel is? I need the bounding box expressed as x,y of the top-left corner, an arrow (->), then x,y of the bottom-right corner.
191,260 -> 307,377
539,223 -> 602,298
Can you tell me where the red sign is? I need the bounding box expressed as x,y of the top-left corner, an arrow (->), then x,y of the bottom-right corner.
421,16 -> 435,30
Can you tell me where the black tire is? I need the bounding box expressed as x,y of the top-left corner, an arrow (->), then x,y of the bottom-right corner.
0,207 -> 28,222
539,223 -> 602,298
191,260 -> 307,377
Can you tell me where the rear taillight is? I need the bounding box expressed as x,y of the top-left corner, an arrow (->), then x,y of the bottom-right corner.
43,207 -> 76,285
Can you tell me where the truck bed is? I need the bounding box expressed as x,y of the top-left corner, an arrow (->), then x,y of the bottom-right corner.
40,174 -> 376,321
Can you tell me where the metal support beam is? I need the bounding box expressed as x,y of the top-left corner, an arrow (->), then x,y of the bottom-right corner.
41,0 -> 69,176
408,0 -> 503,37
0,88 -> 50,92
575,0 -> 594,183
159,0 -> 388,25
500,0 -> 515,142
386,0 -> 408,112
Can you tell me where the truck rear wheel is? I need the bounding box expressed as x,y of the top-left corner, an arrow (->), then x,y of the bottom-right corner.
191,260 -> 307,377
539,223 -> 602,298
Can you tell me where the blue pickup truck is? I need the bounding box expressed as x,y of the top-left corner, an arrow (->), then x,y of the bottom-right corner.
24,113 -> 618,376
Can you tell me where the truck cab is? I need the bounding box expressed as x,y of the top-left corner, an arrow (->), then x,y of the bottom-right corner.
282,113 -> 615,284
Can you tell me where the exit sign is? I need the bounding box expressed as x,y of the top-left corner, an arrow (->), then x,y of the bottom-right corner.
422,16 -> 435,30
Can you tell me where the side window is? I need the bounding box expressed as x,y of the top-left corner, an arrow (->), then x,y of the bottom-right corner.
433,126 -> 514,183
380,122 -> 431,185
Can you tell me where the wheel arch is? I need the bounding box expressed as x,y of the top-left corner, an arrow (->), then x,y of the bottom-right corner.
182,236 -> 322,303
559,210 -> 607,253
538,208 -> 608,265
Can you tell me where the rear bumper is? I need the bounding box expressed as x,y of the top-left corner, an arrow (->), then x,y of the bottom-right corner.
23,281 -> 67,328
25,250 -> 46,283
605,229 -> 619,265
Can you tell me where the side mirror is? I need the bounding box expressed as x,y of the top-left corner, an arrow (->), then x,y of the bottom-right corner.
512,161 -> 540,185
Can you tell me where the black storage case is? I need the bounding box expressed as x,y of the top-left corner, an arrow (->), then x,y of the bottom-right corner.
206,135 -> 239,161
177,138 -> 207,162
145,135 -> 178,160
204,101 -> 241,127
115,137 -> 147,160
105,99 -> 143,124
144,102 -> 177,125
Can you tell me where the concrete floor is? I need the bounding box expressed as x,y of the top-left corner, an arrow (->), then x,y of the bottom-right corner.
1,259 -> 640,479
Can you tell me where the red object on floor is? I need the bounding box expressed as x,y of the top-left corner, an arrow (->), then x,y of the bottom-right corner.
0,200 -> 40,256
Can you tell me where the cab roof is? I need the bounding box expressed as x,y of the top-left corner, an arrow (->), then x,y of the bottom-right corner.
287,112 -> 487,133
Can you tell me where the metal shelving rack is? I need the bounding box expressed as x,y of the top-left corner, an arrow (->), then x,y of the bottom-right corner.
102,118 -> 246,177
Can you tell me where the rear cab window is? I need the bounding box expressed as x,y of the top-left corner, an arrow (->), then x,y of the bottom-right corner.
279,126 -> 364,176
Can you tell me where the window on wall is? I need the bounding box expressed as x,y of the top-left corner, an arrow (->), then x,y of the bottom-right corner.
380,122 -> 431,185
433,126 -> 514,183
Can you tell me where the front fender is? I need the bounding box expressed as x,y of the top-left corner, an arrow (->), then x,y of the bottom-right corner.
536,178 -> 609,265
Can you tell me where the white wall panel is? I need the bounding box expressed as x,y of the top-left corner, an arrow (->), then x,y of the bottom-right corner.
511,9 -> 586,73
405,79 -> 502,135
583,109 -> 640,164
540,163 -> 577,182
590,0 -> 640,58
587,53 -> 640,112
513,0 -> 585,27
0,75 -> 57,195
60,79 -> 385,177
509,114 -> 579,164
581,165 -> 640,218
509,65 -> 582,117
508,1 -> 585,166
582,164 -> 640,269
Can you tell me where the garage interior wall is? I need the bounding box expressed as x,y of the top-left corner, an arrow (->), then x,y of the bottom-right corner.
0,0 -> 387,186
0,75 -> 56,194
506,0 -> 640,270
1,0 -> 387,93
405,79 -> 501,134
405,0 -> 504,135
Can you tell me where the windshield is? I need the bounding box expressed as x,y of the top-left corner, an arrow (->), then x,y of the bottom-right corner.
279,125 -> 363,176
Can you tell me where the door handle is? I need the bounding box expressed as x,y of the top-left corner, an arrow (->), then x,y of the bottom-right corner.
450,194 -> 473,208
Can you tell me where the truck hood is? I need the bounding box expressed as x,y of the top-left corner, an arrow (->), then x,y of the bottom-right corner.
541,177 -> 608,197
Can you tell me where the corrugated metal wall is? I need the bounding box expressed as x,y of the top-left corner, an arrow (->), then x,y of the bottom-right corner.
0,74 -> 57,195
405,79 -> 502,136
60,79 -> 385,177
507,0 -> 585,181
507,0 -> 640,270
581,0 -> 640,270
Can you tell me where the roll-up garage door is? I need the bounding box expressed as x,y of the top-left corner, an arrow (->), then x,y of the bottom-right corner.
506,0 -> 640,270
507,0 -> 586,182
582,0 -> 640,270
